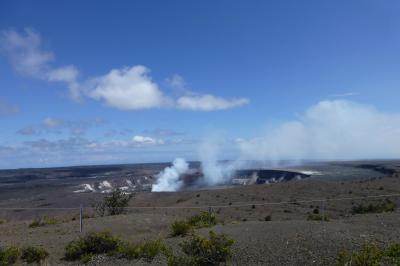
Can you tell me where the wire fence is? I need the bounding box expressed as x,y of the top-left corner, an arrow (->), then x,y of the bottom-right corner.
0,192 -> 399,234
1,192 -> 399,210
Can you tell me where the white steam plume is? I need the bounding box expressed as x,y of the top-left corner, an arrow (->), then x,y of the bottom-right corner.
198,133 -> 242,186
151,158 -> 189,192
239,100 -> 400,161
197,99 -> 400,187
151,100 -> 400,192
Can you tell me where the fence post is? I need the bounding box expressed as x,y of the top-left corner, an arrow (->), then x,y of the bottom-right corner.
80,204 -> 83,233
321,201 -> 325,221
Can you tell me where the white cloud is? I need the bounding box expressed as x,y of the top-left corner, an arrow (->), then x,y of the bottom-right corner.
167,74 -> 250,111
42,117 -> 64,128
0,28 -> 54,77
86,66 -> 171,110
177,94 -> 249,111
239,100 -> 400,161
132,135 -> 164,145
166,74 -> 186,90
1,29 -> 249,112
47,65 -> 78,82
47,65 -> 81,100
0,29 -> 81,100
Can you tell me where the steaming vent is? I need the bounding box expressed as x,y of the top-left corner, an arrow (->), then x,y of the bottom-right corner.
233,169 -> 311,185
153,167 -> 311,192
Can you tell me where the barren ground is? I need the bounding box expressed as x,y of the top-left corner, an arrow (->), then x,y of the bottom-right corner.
1,167 -> 400,265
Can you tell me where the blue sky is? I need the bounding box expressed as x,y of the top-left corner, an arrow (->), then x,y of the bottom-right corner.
1,0 -> 400,169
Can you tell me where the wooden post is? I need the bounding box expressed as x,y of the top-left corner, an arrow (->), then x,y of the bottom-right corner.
80,204 -> 83,233
208,207 -> 213,224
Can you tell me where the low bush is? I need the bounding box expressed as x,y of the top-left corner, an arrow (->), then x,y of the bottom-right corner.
0,246 -> 20,265
171,220 -> 191,237
136,240 -> 166,260
64,231 -> 166,263
170,211 -> 217,237
29,216 -> 59,228
64,231 -> 121,261
168,231 -> 234,266
337,242 -> 400,266
20,246 -> 49,264
93,189 -> 133,216
118,239 -> 167,261
351,198 -> 397,214
29,219 -> 42,228
307,213 -> 329,221
187,211 -> 217,228
1,246 -> 48,265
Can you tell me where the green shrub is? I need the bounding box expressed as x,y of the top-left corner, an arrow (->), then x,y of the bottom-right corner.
118,239 -> 167,261
29,216 -> 59,228
352,199 -> 397,214
384,243 -> 400,265
64,231 -> 121,261
93,189 -> 133,216
170,212 -> 217,237
337,242 -> 400,266
65,231 -> 165,263
43,216 -> 58,225
264,215 -> 272,221
307,213 -> 329,221
29,219 -> 42,228
169,231 -> 234,266
0,246 -> 20,265
187,211 -> 217,228
137,240 -> 166,260
117,242 -> 139,260
171,220 -> 191,236
20,246 -> 49,264
167,255 -> 193,266
1,246 -> 49,265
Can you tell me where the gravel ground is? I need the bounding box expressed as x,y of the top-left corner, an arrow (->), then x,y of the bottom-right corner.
206,212 -> 400,265
1,175 -> 400,265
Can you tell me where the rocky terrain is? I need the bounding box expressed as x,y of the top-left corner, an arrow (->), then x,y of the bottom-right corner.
0,160 -> 400,265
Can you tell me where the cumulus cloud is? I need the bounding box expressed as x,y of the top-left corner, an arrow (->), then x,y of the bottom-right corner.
47,65 -> 78,82
239,100 -> 400,162
48,65 -> 81,100
0,28 -> 54,77
132,135 -> 164,145
0,99 -> 20,114
177,94 -> 249,111
86,66 -> 170,110
166,74 -> 186,92
1,29 -> 249,111
0,29 -> 81,100
168,74 -> 250,111
85,68 -> 249,111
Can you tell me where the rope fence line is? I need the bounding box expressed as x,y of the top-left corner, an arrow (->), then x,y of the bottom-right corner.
0,193 -> 399,210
